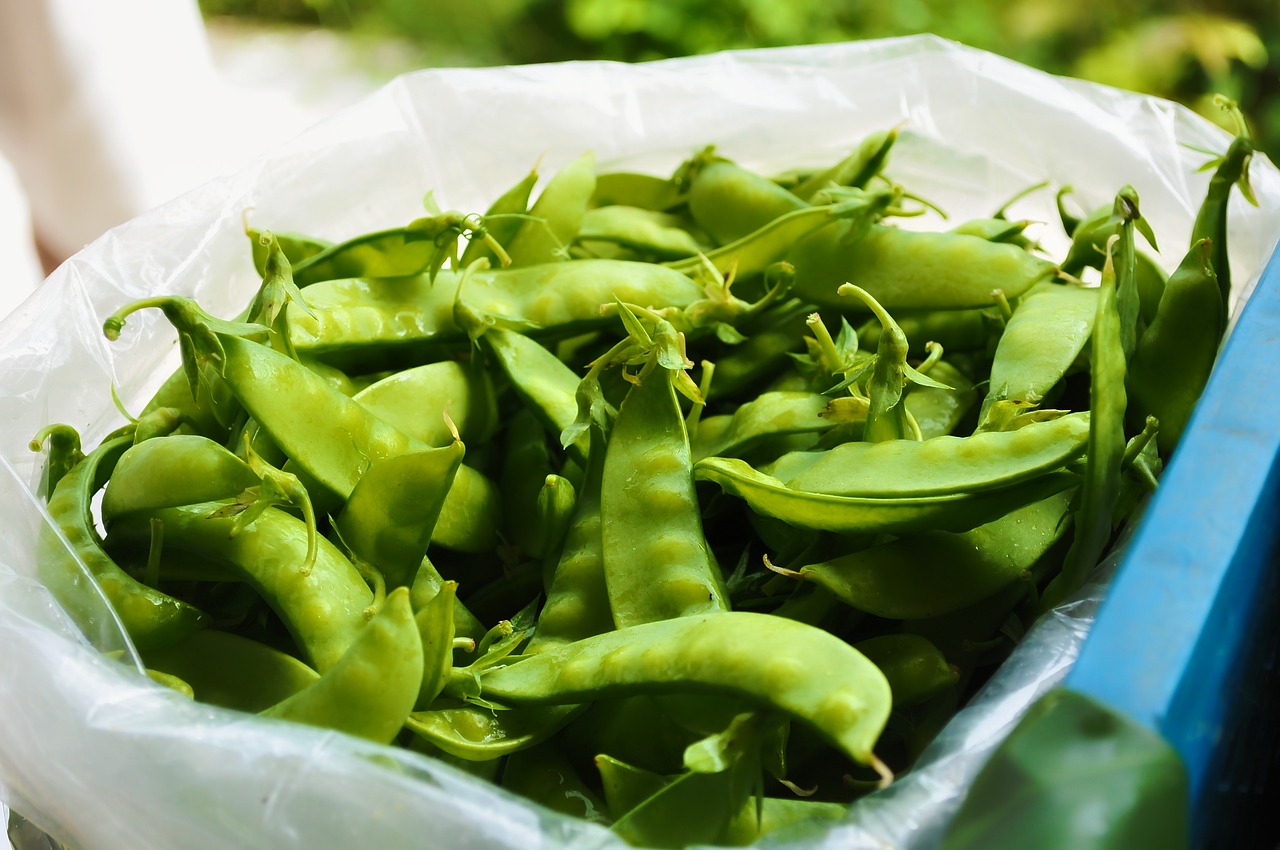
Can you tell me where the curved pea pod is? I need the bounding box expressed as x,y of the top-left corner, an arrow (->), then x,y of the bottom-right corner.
977,282 -> 1098,427
592,171 -> 685,211
949,217 -> 1035,244
106,499 -> 373,673
99,434 -> 258,523
906,360 -> 979,440
291,226 -> 441,286
790,125 -> 897,201
504,151 -> 596,266
852,634 -> 960,709
216,335 -> 502,553
333,443 -> 464,590
39,435 -> 208,652
262,587 -> 422,744
478,611 -> 893,768
353,360 -> 499,447
31,424 -> 85,501
1127,239 -> 1221,456
1191,100 -> 1254,316
691,391 -> 835,462
596,754 -> 668,819
771,489 -> 1074,620
666,203 -> 837,282
788,222 -> 1059,310
696,456 -> 1078,537
771,411 -> 1090,498
404,703 -> 584,760
601,337 -> 728,629
686,155 -> 808,245
575,205 -> 704,260
413,581 -> 459,709
141,629 -> 320,713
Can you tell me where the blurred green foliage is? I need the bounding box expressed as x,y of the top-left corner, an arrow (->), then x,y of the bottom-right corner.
198,0 -> 1277,161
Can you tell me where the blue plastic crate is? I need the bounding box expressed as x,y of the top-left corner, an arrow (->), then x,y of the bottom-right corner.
1066,243 -> 1280,848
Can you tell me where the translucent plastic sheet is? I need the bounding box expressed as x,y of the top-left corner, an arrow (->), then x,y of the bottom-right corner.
1,36 -> 1277,850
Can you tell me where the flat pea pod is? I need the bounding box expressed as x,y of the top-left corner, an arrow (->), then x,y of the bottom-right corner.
479,611 -> 892,767
414,580 -> 458,709
100,434 -> 258,523
215,334 -> 502,553
575,205 -> 704,260
770,411 -> 1090,498
263,586 -> 422,744
291,227 -> 437,286
790,126 -> 897,201
500,409 -> 557,559
691,391 -> 835,462
404,703 -> 584,761
141,629 -> 320,713
106,499 -> 372,672
248,228 -> 332,278
665,204 -> 836,282
977,282 -> 1098,427
353,360 -> 498,447
332,443 -> 465,589
695,456 -> 1078,537
39,434 -> 207,652
788,222 -> 1059,310
686,155 -> 808,245
31,423 -> 84,501
770,489 -> 1074,620
1127,239 -> 1221,456
503,151 -> 596,266
905,360 -> 979,440
852,634 -> 960,709
857,306 -> 997,358
601,331 -> 728,628
592,171 -> 684,212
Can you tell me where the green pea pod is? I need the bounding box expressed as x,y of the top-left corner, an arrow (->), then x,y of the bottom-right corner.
592,171 -> 685,211
99,434 -> 259,523
685,154 -> 808,245
504,151 -> 596,266
500,409 -> 556,559
770,411 -> 1090,498
533,474 -> 577,562
575,205 -> 704,260
691,391 -> 835,462
404,703 -> 584,761
106,499 -> 373,672
772,490 -> 1073,619
478,611 -> 893,768
906,360 -> 978,440
353,360 -> 498,447
527,425 -> 612,654
39,434 -> 207,653
696,456 -> 1078,537
851,634 -> 960,709
291,212 -> 476,285
602,325 -> 728,628
333,443 -> 465,590
857,306 -> 997,358
791,126 -> 897,201
666,203 -> 842,282
789,222 -> 1058,310
459,165 -> 539,268
596,754 -> 668,819
263,586 -> 422,744
1191,99 -> 1256,320
413,580 -> 458,709
142,629 -> 320,713
30,424 -> 85,502
978,281 -> 1098,428
1042,245 -> 1129,611
1127,239 -> 1221,456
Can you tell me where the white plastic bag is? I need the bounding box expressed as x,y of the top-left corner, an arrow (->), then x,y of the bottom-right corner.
2,36 -> 1277,850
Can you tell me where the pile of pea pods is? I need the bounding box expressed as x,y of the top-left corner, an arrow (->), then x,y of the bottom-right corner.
30,97 -> 1255,848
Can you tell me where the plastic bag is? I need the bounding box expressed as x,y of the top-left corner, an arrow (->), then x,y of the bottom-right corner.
1,36 -> 1277,850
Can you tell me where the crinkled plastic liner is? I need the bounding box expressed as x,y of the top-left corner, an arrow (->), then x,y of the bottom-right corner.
1,36 -> 1277,850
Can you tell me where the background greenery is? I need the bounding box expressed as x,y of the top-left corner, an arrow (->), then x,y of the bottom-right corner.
198,0 -> 1277,160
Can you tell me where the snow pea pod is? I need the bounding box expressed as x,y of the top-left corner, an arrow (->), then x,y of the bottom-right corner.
477,611 -> 893,768
691,391 -> 834,462
106,499 -> 373,672
459,165 -> 538,268
788,222 -> 1058,310
100,434 -> 258,523
977,281 -> 1097,427
770,411 -> 1090,498
1191,99 -> 1256,318
575,205 -> 704,260
352,360 -> 498,447
851,634 -> 960,709
695,457 -> 1077,537
248,228 -> 331,278
790,126 -> 897,201
263,586 -> 422,744
39,434 -> 208,652
770,489 -> 1074,620
685,153 -> 808,245
404,703 -> 584,760
503,151 -> 596,266
1127,239 -> 1220,455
